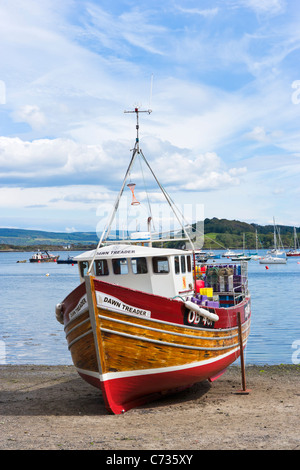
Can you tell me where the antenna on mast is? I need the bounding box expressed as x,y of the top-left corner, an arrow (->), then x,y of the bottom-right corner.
149,73 -> 154,111
124,106 -> 152,153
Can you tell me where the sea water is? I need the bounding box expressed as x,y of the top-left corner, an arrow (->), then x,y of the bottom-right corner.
0,250 -> 299,365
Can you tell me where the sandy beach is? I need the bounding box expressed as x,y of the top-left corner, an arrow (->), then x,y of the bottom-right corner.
0,364 -> 299,451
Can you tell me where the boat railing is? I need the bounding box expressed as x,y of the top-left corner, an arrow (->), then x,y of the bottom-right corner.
232,279 -> 248,305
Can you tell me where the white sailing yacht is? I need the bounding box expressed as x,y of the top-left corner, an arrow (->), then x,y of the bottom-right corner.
250,230 -> 261,260
286,227 -> 300,257
267,218 -> 285,256
260,218 -> 286,264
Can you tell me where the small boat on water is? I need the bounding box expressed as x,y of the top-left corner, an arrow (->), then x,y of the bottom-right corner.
222,249 -> 236,258
29,250 -> 59,263
231,255 -> 251,261
286,227 -> 300,257
267,218 -> 285,256
231,234 -> 251,261
248,230 -> 262,259
206,250 -> 221,259
55,108 -> 251,414
259,255 -> 287,264
57,256 -> 77,264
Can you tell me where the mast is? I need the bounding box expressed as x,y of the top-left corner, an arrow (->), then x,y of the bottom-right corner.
273,217 -> 277,251
87,107 -> 195,274
124,107 -> 152,153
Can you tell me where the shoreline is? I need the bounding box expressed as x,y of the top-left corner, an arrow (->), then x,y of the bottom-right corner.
0,364 -> 299,450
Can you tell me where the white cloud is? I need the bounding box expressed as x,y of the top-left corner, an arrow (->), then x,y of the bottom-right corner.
143,145 -> 247,191
238,0 -> 286,15
245,126 -> 283,143
0,132 -> 247,194
12,105 -> 47,130
175,7 -> 219,17
0,136 -> 114,181
83,4 -> 167,56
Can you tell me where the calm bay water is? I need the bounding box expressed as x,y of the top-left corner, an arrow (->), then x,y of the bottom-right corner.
0,250 -> 299,366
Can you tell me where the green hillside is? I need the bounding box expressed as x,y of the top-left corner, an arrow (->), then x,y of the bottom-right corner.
0,228 -> 98,250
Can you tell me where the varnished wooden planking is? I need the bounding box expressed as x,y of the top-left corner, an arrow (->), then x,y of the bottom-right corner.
68,330 -> 98,372
98,311 -> 246,350
96,312 -> 250,374
64,311 -> 90,334
95,307 -> 236,338
100,329 -> 243,373
64,310 -> 98,372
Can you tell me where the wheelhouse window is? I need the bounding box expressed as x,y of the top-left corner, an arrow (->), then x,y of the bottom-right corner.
94,259 -> 109,276
187,255 -> 192,272
152,256 -> 169,274
181,255 -> 186,273
79,261 -> 89,277
112,258 -> 128,275
174,256 -> 180,274
131,257 -> 148,274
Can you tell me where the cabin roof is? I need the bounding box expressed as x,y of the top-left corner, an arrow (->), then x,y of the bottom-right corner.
75,244 -> 192,261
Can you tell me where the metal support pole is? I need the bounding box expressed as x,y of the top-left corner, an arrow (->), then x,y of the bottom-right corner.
193,251 -> 197,295
235,311 -> 251,394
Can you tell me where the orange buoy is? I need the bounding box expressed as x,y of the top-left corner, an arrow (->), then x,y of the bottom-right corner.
265,266 -> 269,270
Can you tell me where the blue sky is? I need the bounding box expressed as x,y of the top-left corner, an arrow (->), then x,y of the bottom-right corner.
0,0 -> 300,233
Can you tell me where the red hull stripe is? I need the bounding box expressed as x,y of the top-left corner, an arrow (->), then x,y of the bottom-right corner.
77,346 -> 242,413
76,343 -> 243,383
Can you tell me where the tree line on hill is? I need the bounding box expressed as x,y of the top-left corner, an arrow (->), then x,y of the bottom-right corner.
201,218 -> 298,250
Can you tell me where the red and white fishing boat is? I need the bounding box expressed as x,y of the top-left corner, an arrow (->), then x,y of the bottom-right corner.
30,250 -> 59,262
55,108 -> 251,414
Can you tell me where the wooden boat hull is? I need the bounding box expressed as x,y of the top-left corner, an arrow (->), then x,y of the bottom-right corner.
58,277 -> 251,414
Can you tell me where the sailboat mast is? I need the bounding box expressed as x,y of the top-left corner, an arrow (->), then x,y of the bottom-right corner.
273,217 -> 277,251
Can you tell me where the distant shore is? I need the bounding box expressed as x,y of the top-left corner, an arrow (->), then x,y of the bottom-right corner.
1,219 -> 299,252
0,246 -> 96,252
1,364 -> 299,450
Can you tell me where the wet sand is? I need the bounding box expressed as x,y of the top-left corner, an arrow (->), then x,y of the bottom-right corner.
0,364 -> 299,451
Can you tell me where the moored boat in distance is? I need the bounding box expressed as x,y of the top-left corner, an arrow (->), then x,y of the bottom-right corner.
57,256 -> 77,264
267,218 -> 285,256
231,255 -> 251,261
55,108 -> 251,414
286,227 -> 300,257
222,249 -> 236,257
259,254 -> 287,264
30,250 -> 59,262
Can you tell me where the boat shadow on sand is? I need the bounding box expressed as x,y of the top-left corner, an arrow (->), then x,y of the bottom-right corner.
0,374 -> 212,417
